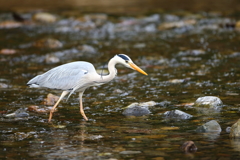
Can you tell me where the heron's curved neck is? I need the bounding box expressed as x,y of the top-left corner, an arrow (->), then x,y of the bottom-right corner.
97,58 -> 117,83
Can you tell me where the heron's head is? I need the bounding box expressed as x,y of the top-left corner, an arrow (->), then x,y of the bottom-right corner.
114,54 -> 148,75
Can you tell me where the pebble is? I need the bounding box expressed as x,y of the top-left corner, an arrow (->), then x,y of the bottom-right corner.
0,82 -> 9,88
33,12 -> 57,23
119,151 -> 141,154
34,38 -> 63,49
226,127 -> 231,133
45,54 -> 60,64
0,49 -> 17,55
0,21 -> 22,28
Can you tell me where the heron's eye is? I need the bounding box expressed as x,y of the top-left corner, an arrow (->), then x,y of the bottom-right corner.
125,60 -> 128,63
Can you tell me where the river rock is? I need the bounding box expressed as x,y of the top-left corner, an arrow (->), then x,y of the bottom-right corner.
180,141 -> 197,153
34,38 -> 63,49
226,127 -> 231,133
43,93 -> 59,106
122,101 -> 156,117
5,108 -> 29,118
229,119 -> 240,139
195,96 -> 223,108
196,120 -> 222,133
33,12 -> 57,23
163,109 -> 193,120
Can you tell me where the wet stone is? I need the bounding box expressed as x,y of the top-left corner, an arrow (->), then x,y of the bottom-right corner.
226,127 -> 231,133
33,12 -> 57,23
122,101 -> 156,117
196,120 -> 222,133
119,151 -> 141,154
229,119 -> 240,139
177,49 -> 206,56
158,101 -> 171,107
195,96 -> 223,108
163,110 -> 193,120
14,131 -> 36,141
4,108 -> 29,118
28,105 -> 53,113
77,45 -> 97,54
180,141 -> 197,153
0,49 -> 17,55
33,38 -> 63,49
0,21 -> 22,28
43,93 -> 59,106
0,82 -> 9,88
45,54 -> 60,64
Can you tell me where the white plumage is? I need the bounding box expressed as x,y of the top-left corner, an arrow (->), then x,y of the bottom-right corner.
27,54 -> 148,122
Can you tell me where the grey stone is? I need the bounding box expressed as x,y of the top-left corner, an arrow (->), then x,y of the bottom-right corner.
122,101 -> 156,117
5,108 -> 29,118
226,127 -> 231,133
163,110 -> 193,120
195,96 -> 223,108
230,119 -> 240,139
196,120 -> 222,133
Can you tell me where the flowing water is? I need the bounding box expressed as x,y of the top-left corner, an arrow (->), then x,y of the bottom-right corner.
0,9 -> 240,160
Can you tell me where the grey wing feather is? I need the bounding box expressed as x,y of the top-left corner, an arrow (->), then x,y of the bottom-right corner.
27,61 -> 96,91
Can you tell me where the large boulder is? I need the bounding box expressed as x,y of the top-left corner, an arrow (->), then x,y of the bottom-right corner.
229,119 -> 240,139
196,120 -> 222,133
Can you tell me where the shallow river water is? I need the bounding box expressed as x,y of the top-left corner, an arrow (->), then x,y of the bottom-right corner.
0,10 -> 240,159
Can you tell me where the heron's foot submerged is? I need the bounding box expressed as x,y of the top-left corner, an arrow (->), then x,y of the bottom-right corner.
80,110 -> 89,121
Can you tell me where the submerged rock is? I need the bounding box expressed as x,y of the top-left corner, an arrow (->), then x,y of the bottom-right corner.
119,151 -> 141,154
0,21 -> 22,29
196,120 -> 222,133
194,96 -> 223,115
122,101 -> 156,117
195,96 -> 223,108
43,93 -> 59,106
4,108 -> 29,118
0,49 -> 17,55
34,38 -> 63,49
158,100 -> 171,107
163,109 -> 193,120
28,105 -> 53,113
229,119 -> 240,139
226,127 -> 231,133
180,141 -> 197,153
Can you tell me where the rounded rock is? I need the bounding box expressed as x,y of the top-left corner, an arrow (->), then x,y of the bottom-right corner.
122,101 -> 156,117
230,119 -> 240,139
163,109 -> 193,120
196,120 -> 222,133
195,96 -> 223,108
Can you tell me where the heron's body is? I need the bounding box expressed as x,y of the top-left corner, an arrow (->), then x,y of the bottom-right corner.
27,54 -> 147,122
28,62 -> 104,95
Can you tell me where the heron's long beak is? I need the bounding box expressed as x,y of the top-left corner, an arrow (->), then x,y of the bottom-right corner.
129,62 -> 148,75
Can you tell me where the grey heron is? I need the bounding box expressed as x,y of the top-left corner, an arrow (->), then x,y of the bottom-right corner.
27,54 -> 148,122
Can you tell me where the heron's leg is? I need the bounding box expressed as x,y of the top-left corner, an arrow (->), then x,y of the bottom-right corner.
79,92 -> 88,121
48,91 -> 69,122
